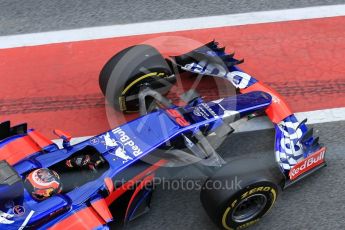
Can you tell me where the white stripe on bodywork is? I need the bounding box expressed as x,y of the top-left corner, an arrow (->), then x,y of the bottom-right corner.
0,210 -> 14,224
18,211 -> 35,230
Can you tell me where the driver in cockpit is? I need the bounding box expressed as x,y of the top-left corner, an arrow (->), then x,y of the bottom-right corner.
65,153 -> 104,172
24,153 -> 104,201
24,168 -> 62,201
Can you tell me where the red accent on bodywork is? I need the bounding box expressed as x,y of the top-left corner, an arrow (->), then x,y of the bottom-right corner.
28,130 -> 54,148
289,147 -> 326,180
241,82 -> 293,123
105,159 -> 167,205
50,161 -> 167,229
0,131 -> 52,165
91,198 -> 113,223
104,177 -> 114,194
53,129 -> 72,141
48,206 -> 105,230
124,173 -> 155,221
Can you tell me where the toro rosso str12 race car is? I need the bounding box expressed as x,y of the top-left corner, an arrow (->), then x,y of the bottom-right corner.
0,41 -> 326,229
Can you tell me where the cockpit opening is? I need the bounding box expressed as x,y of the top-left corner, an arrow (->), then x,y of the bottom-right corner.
24,146 -> 109,201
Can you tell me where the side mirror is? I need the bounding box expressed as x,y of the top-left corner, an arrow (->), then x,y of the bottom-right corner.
53,129 -> 72,148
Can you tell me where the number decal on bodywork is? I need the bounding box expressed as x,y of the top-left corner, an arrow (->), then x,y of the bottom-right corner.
166,109 -> 190,127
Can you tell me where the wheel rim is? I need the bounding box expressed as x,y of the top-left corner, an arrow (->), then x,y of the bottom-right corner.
231,194 -> 267,223
119,72 -> 172,112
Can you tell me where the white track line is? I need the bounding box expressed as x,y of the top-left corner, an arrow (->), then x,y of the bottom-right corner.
1,4 -> 345,49
53,107 -> 345,146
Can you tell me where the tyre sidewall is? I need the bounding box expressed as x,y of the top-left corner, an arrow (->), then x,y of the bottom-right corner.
100,45 -> 173,112
219,181 -> 278,230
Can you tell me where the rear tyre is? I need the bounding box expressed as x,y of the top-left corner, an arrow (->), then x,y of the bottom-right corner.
99,45 -> 174,113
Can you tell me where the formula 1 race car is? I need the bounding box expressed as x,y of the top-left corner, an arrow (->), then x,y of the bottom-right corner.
0,41 -> 326,230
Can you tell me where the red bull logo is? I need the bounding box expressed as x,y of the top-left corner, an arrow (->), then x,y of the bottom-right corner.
289,147 -> 326,180
112,128 -> 143,157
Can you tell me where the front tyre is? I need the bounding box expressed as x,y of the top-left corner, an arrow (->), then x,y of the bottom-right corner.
99,44 -> 174,113
200,158 -> 283,229
219,181 -> 278,229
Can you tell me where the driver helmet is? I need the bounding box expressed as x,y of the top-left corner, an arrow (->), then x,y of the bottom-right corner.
25,168 -> 62,201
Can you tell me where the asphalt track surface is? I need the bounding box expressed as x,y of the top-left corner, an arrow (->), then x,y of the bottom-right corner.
0,0 -> 345,35
0,1 -> 345,230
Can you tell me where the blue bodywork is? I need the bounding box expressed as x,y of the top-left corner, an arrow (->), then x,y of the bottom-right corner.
0,91 -> 272,229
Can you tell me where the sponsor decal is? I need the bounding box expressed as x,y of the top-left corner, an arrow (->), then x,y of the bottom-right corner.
13,205 -> 25,216
103,132 -> 137,161
192,103 -> 218,120
193,107 -> 202,117
108,141 -> 133,163
102,133 -> 118,149
89,137 -> 99,145
201,103 -> 218,118
289,147 -> 326,180
193,106 -> 208,119
112,128 -> 143,157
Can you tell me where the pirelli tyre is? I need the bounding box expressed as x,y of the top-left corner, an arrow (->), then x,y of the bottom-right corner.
200,158 -> 283,230
99,44 -> 175,113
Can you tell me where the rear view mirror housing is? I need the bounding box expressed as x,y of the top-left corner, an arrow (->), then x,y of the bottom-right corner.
53,129 -> 72,148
